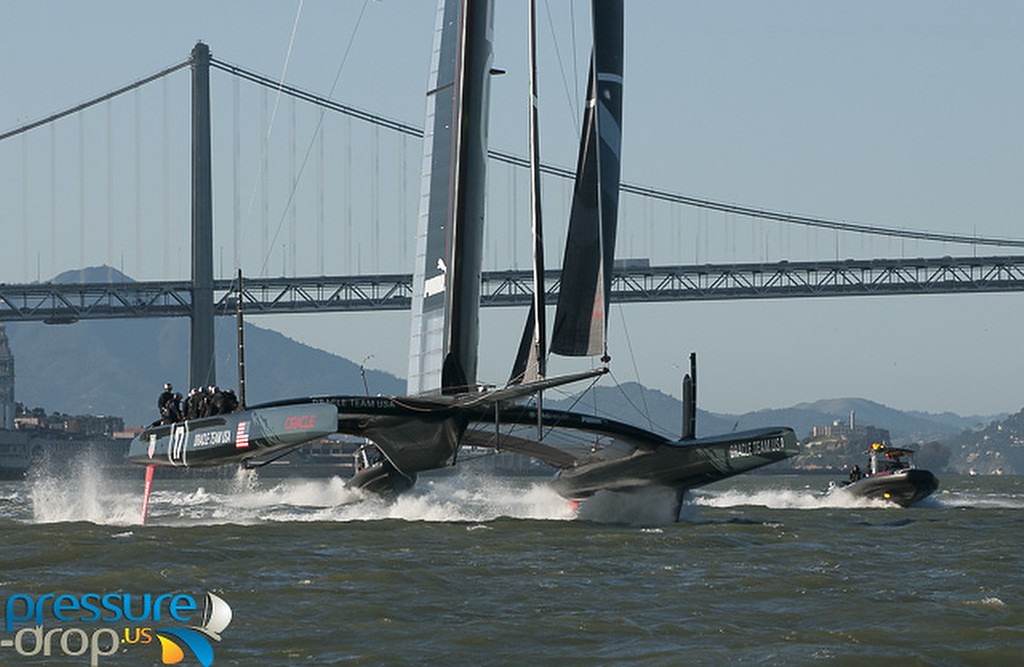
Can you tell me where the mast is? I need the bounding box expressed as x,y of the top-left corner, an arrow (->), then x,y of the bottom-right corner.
528,0 -> 546,382
528,0 -> 546,434
190,41 -> 216,389
507,0 -> 549,398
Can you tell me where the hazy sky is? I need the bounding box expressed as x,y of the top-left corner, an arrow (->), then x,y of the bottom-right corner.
2,1 -> 1024,417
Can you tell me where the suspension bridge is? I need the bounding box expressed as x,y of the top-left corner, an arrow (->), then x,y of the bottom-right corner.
2,42 -> 1023,387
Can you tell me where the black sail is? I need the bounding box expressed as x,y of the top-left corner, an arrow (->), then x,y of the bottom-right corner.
550,0 -> 624,358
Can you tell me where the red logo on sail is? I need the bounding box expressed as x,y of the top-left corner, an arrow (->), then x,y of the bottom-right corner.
235,421 -> 250,449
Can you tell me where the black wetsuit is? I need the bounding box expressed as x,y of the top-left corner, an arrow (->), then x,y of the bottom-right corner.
158,390 -> 176,423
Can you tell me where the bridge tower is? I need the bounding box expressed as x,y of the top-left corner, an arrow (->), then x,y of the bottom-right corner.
0,325 -> 14,430
190,41 -> 216,389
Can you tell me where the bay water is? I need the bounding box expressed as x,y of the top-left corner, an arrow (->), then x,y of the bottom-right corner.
1,467 -> 1021,665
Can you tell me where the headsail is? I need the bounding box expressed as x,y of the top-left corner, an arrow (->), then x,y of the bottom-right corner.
408,0 -> 496,396
550,0 -> 624,358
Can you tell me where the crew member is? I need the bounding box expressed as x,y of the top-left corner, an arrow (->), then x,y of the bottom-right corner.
204,386 -> 220,416
209,386 -> 236,415
169,392 -> 183,422
186,387 -> 202,420
158,383 -> 177,424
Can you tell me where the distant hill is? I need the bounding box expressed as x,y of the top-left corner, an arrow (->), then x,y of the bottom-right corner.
945,407 -> 1024,474
52,265 -> 134,284
547,389 -> 995,444
544,382 -> 738,440
6,317 -> 404,427
721,397 -> 996,444
7,265 -> 405,426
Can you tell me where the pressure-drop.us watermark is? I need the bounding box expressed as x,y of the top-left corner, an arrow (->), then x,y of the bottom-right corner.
1,590 -> 232,666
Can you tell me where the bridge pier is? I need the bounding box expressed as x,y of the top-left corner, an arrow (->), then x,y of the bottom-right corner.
190,42 -> 216,389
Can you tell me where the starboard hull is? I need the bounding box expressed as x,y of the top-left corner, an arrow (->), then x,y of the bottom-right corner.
550,427 -> 799,499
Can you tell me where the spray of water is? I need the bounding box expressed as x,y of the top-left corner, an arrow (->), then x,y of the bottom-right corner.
693,485 -> 916,510
575,486 -> 683,525
20,455 -> 578,526
21,457 -> 1024,527
176,474 -> 573,524
9,467 -> 690,526
27,455 -> 140,524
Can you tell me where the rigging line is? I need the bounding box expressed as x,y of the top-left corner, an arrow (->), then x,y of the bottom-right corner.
542,0 -> 580,133
538,373 -> 606,441
257,0 -> 371,278
0,60 -> 190,142
471,407 -> 541,451
239,0 -> 305,271
570,0 -> 579,120
606,368 -> 675,438
614,304 -> 654,432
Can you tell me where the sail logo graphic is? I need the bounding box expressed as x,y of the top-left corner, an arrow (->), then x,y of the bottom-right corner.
1,590 -> 232,666
152,592 -> 232,667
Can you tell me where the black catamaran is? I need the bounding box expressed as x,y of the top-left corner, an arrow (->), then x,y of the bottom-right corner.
128,0 -> 798,520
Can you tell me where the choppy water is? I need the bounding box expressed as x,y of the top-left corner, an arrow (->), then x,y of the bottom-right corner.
2,466 -> 1023,665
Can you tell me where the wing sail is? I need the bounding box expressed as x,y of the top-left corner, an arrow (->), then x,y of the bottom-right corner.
550,0 -> 624,358
408,0 -> 495,395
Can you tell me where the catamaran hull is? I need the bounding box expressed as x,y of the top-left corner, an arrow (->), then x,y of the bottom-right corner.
835,469 -> 938,507
252,395 -> 466,487
550,427 -> 799,499
249,397 -> 800,505
127,403 -> 338,468
349,462 -> 417,497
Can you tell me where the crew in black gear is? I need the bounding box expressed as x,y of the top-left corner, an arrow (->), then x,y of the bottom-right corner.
157,383 -> 181,424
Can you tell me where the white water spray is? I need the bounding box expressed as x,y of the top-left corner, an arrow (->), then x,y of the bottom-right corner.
28,456 -> 139,524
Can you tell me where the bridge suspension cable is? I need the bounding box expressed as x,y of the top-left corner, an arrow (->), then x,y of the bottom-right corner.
5,52 -> 1024,251
210,57 -> 423,136
0,60 -> 190,142
210,58 -> 1024,251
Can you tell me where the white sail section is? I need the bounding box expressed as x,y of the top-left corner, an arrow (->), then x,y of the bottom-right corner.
407,0 -> 495,395
406,0 -> 451,396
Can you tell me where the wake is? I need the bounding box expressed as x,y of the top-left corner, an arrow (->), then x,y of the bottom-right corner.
25,462 -> 576,526
692,486 -> 902,510
691,484 -> 1024,511
23,457 -> 1024,526
152,474 -> 577,525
